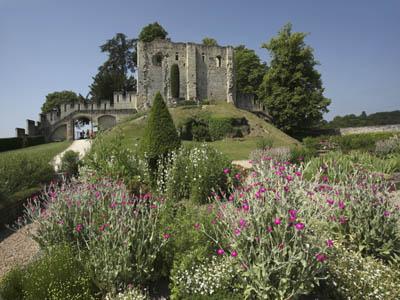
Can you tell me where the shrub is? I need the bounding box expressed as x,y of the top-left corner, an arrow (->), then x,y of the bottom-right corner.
327,246 -> 400,299
60,150 -> 80,177
208,118 -> 234,141
140,92 -> 180,179
0,267 -> 24,300
165,144 -> 231,204
83,132 -> 149,194
290,145 -> 317,163
256,137 -> 274,150
170,64 -> 180,99
171,256 -> 239,299
375,134 -> 400,157
0,137 -> 23,152
24,179 -> 168,292
192,123 -> 211,142
206,160 -> 332,299
0,245 -> 96,300
250,146 -> 291,163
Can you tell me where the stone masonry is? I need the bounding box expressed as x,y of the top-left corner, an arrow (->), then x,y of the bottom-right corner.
137,39 -> 236,108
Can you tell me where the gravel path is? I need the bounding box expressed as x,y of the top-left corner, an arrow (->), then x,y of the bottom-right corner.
232,160 -> 252,169
0,224 -> 39,279
52,139 -> 92,171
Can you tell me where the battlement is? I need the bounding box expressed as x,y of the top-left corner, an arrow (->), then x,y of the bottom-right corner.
41,91 -> 137,126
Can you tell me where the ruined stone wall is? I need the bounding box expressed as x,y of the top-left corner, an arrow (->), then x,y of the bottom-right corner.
137,39 -> 235,107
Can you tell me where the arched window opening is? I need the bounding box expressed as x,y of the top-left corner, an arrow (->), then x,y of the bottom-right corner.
202,53 -> 205,62
216,55 -> 222,67
175,52 -> 179,60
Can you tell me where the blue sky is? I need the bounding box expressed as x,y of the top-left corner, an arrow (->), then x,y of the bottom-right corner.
0,0 -> 399,137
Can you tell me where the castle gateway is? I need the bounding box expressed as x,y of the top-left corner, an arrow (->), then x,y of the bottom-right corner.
136,39 -> 236,108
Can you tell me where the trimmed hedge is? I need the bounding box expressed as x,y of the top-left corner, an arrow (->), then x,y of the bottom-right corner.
0,136 -> 46,153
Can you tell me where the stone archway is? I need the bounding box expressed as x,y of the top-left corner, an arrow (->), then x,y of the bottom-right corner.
50,124 -> 67,141
74,116 -> 92,140
98,115 -> 116,131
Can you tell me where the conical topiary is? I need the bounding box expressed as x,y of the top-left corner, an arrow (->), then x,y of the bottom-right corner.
140,92 -> 181,175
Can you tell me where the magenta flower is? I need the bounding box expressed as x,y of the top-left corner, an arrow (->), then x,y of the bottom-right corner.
338,201 -> 346,210
339,216 -> 347,224
267,226 -> 273,233
194,223 -> 201,230
228,195 -> 234,201
326,199 -> 335,206
322,176 -> 329,183
110,202 -> 117,209
75,224 -> 83,233
326,239 -> 334,248
242,204 -> 250,211
223,168 -> 230,174
239,219 -> 247,228
231,250 -> 238,257
384,211 -> 391,217
286,175 -> 293,182
95,191 -> 101,199
315,253 -> 327,262
295,223 -> 305,230
274,217 -> 282,225
235,173 -> 241,180
234,228 -> 241,236
163,233 -> 171,240
217,249 -> 225,255
294,171 -> 302,177
289,209 -> 297,220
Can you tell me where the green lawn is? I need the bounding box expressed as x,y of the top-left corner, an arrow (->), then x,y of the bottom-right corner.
0,141 -> 72,209
98,102 -> 299,160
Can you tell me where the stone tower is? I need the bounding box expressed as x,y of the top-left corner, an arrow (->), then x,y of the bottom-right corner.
137,39 -> 235,108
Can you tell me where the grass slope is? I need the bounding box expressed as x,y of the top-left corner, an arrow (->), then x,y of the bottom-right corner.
100,102 -> 299,160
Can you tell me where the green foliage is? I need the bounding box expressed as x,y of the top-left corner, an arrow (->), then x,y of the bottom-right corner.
0,137 -> 23,152
60,150 -> 80,177
41,91 -> 79,113
0,245 -> 96,300
25,179 -> 168,292
374,134 -> 400,157
327,110 -> 400,128
327,246 -> 400,299
140,92 -> 180,176
165,144 -> 231,204
0,267 -> 24,300
90,33 -> 137,101
258,23 -> 331,133
139,22 -> 168,42
289,145 -> 317,163
191,123 -> 211,142
170,64 -> 180,98
255,137 -> 274,149
234,45 -> 267,96
0,141 -> 69,209
202,37 -> 218,46
83,131 -> 149,194
208,118 -> 234,141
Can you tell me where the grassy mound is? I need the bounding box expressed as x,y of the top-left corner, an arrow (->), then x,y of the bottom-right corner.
99,102 -> 299,160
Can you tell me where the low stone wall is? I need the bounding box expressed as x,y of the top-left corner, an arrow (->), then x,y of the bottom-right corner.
339,124 -> 400,135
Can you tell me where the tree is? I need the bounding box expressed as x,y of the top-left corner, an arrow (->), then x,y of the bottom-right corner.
140,92 -> 180,178
170,64 -> 180,98
258,23 -> 331,133
139,22 -> 168,42
41,91 -> 79,113
202,37 -> 218,46
90,33 -> 137,102
234,45 -> 267,96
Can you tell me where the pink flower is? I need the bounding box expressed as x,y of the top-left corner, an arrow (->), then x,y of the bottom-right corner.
231,250 -> 238,257
339,216 -> 347,224
163,233 -> 171,240
315,253 -> 327,262
75,224 -> 83,233
295,223 -> 305,230
235,173 -> 241,180
294,171 -> 302,177
267,226 -> 273,233
326,239 -> 334,248
242,204 -> 250,211
338,201 -> 346,210
234,228 -> 241,236
223,168 -> 230,174
228,195 -> 234,201
217,248 -> 225,255
194,223 -> 201,230
95,191 -> 101,199
326,199 -> 335,206
322,176 -> 329,183
286,175 -> 293,182
274,218 -> 282,225
239,219 -> 247,228
110,202 -> 117,209
288,209 -> 297,221
384,211 -> 391,217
